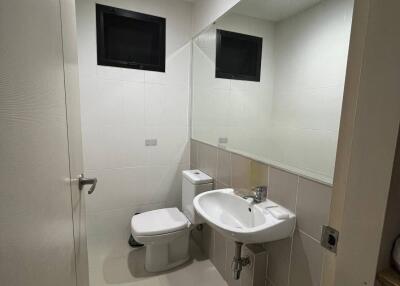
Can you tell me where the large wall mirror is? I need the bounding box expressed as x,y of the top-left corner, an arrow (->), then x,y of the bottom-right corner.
191,0 -> 354,184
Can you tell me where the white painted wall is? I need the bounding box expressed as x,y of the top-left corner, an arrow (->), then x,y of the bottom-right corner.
75,0 -> 192,268
192,0 -> 241,36
271,0 -> 354,182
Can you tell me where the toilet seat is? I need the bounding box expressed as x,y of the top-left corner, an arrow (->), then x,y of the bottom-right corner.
131,207 -> 189,237
134,228 -> 189,244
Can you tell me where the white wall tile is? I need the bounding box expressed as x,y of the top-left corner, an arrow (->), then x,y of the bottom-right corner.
144,83 -> 189,127
76,0 -> 192,248
87,207 -> 133,243
121,126 -> 147,167
86,202 -> 166,243
145,126 -> 189,166
118,67 -> 145,83
81,123 -> 125,170
86,167 -> 147,213
82,78 -> 125,127
145,43 -> 191,86
122,82 -> 146,127
144,163 -> 188,206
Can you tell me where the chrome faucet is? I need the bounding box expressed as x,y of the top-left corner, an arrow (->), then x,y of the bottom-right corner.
242,185 -> 268,203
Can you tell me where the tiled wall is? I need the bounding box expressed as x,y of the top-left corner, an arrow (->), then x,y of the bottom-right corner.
191,139 -> 332,286
75,0 -> 192,279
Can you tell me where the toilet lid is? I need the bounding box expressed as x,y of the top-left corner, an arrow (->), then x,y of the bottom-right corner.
131,207 -> 189,236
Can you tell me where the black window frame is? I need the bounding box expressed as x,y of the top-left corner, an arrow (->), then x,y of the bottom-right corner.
215,29 -> 262,82
96,4 -> 166,72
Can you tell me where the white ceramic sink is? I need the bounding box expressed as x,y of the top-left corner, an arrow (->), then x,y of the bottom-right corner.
193,188 -> 296,244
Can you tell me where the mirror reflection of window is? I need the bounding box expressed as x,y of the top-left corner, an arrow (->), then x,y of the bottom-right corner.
216,29 -> 262,82
191,0 -> 354,184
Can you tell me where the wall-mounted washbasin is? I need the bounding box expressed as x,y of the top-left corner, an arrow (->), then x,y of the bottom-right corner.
193,188 -> 296,244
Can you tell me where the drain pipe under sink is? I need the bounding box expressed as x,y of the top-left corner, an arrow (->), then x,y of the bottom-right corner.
231,242 -> 250,280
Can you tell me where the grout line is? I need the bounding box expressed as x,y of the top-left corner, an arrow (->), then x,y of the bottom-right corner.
286,176 -> 300,286
264,251 -> 269,285
319,250 -> 327,286
294,176 -> 300,214
216,147 -> 220,184
229,150 -> 233,187
267,165 -> 270,199
212,228 -> 216,264
298,228 -> 321,244
195,140 -> 199,169
287,235 -> 294,286
188,40 -> 193,149
229,150 -> 232,187
216,181 -> 229,188
224,236 -> 229,282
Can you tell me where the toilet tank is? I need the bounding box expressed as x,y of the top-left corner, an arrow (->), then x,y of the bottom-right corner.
182,170 -> 213,224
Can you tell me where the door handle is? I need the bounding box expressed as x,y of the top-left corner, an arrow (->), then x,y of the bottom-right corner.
79,174 -> 97,194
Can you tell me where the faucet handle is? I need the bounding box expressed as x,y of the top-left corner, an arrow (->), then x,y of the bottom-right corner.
252,185 -> 267,202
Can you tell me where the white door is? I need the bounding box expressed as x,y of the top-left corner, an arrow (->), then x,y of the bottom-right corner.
321,0 -> 400,285
0,0 -> 89,285
59,0 -> 90,285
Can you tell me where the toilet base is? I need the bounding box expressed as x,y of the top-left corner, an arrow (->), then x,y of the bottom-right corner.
145,253 -> 190,273
143,229 -> 190,273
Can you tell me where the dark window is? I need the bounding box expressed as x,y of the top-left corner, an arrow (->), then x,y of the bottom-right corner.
216,29 -> 262,82
96,4 -> 166,72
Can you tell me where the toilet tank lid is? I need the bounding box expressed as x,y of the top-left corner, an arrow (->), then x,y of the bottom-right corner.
182,170 -> 213,185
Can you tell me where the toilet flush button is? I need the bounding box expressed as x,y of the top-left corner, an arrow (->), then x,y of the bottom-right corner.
182,170 -> 213,185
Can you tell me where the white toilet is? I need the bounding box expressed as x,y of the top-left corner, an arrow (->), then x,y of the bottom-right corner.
131,170 -> 213,272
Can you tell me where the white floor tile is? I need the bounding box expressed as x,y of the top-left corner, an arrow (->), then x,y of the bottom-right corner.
88,238 -> 227,286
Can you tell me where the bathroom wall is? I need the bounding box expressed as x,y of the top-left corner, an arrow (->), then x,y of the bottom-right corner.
75,0 -> 192,275
191,139 -> 332,286
192,0 -> 241,36
270,0 -> 354,181
192,13 -> 274,155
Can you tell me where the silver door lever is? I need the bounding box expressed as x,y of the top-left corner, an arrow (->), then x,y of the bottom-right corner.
79,174 -> 97,194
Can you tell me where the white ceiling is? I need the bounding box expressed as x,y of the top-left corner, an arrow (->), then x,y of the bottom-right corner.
231,0 -> 323,22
